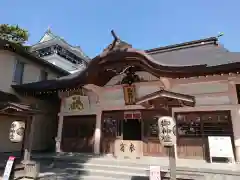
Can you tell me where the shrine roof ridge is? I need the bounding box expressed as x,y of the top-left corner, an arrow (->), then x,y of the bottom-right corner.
146,37 -> 218,54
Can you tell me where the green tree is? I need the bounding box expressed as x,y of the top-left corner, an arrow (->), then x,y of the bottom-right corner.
0,24 -> 29,45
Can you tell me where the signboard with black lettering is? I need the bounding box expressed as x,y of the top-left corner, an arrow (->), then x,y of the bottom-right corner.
158,116 -> 176,147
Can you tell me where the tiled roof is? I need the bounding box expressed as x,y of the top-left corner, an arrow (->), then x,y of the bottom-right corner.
146,37 -> 240,67
0,39 -> 70,76
146,37 -> 218,53
33,29 -> 90,63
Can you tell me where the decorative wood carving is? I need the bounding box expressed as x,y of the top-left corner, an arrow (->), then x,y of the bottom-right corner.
69,96 -> 84,111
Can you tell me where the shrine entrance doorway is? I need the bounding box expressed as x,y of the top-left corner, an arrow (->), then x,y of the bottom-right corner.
100,111 -> 143,159
123,119 -> 141,141
115,111 -> 143,159
116,118 -> 142,159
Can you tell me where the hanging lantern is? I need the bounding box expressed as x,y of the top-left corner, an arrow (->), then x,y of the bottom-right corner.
9,121 -> 25,143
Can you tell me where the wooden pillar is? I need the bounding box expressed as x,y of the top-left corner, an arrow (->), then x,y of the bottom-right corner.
230,108 -> 240,162
55,115 -> 64,153
22,115 -> 36,163
94,110 -> 102,154
171,111 -> 178,160
228,81 -> 240,162
228,81 -> 238,105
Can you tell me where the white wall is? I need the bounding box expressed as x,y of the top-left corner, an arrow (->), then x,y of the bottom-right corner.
171,81 -> 231,106
0,50 -> 61,152
0,50 -> 61,88
43,54 -> 81,73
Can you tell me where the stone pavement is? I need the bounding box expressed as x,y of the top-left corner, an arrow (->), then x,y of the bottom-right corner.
1,152 -> 240,179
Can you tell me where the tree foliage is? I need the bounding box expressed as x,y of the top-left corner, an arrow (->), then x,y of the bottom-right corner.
0,24 -> 29,45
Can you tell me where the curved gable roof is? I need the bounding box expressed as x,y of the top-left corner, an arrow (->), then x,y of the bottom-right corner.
12,32 -> 240,92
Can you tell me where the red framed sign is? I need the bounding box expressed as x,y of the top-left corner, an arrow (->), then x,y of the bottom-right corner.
124,111 -> 141,119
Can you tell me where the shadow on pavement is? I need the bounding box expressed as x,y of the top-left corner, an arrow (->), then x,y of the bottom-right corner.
131,176 -> 148,180
0,152 -> 97,179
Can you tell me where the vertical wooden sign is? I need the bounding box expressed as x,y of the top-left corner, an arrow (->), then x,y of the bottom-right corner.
123,85 -> 136,105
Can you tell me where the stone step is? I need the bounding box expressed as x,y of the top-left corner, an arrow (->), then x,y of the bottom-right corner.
40,161 -> 203,180
37,156 -> 149,180
53,161 -> 149,175
65,167 -> 147,179
41,163 -> 147,180
39,166 -> 203,180
34,155 -> 169,169
33,154 -> 240,177
53,157 -> 151,167
38,172 -> 146,180
32,153 -> 240,179
3,153 -> 239,180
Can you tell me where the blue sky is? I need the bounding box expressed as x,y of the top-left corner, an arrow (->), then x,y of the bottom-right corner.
0,0 -> 239,57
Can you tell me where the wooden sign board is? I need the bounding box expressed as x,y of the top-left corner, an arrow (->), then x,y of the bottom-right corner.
208,136 -> 235,163
64,95 -> 90,112
150,166 -> 161,180
123,85 -> 136,105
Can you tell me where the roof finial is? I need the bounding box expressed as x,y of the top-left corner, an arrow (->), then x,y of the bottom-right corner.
47,26 -> 51,33
111,30 -> 119,41
217,32 -> 224,38
110,30 -> 120,50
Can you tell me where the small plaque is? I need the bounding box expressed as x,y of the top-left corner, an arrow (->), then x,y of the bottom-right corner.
150,166 -> 161,180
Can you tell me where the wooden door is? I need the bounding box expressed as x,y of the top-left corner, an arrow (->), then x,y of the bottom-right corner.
176,113 -> 204,159
142,110 -> 169,157
100,111 -> 122,154
143,139 -> 168,157
61,115 -> 96,153
177,138 -> 204,159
